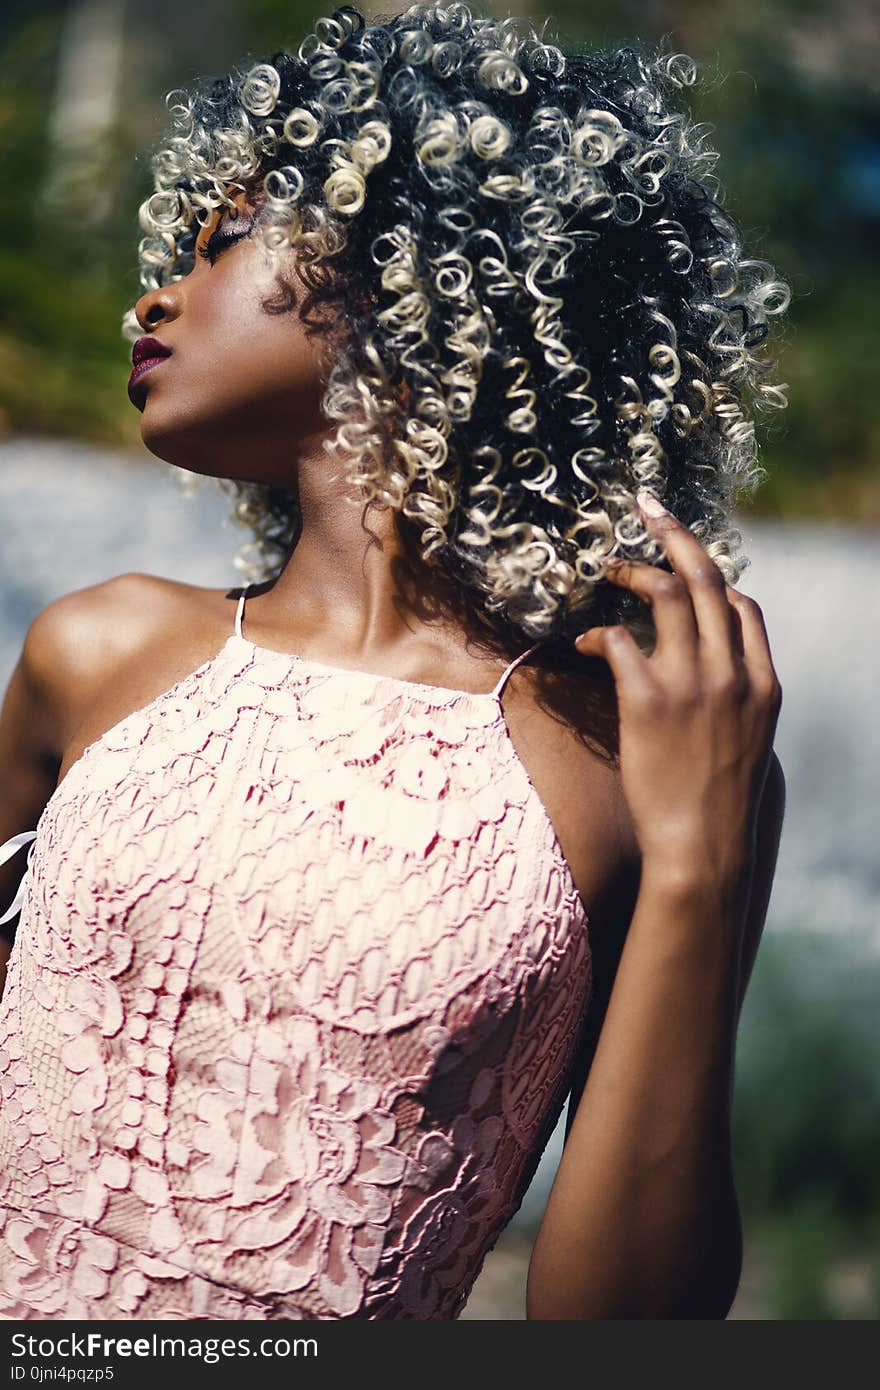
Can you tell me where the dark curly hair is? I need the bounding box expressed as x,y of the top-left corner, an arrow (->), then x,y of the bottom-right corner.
124,2 -> 790,646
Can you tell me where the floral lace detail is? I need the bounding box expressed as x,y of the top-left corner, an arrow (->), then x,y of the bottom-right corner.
0,636 -> 591,1318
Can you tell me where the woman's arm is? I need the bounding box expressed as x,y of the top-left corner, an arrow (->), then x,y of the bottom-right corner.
559,747 -> 783,1144
527,496 -> 784,1319
0,581 -> 132,990
0,616 -> 67,993
528,780 -> 783,1319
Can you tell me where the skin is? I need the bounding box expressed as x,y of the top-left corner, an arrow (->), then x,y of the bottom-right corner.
0,187 -> 785,1318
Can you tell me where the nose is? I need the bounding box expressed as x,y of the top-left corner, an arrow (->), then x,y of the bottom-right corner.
133,282 -> 183,334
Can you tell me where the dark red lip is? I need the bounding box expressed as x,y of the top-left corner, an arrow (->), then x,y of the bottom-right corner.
132,336 -> 171,367
127,353 -> 171,405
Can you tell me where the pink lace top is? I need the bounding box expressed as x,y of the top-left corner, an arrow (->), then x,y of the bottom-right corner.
0,587 -> 591,1320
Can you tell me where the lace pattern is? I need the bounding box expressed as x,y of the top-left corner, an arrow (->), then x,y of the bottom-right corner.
0,633 -> 592,1319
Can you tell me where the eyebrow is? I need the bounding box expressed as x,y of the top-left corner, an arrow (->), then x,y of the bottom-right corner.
197,205 -> 256,253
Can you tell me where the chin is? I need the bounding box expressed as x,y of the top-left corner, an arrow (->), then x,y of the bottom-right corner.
139,413 -> 217,478
137,388 -> 311,488
138,396 -> 218,473
139,417 -> 284,490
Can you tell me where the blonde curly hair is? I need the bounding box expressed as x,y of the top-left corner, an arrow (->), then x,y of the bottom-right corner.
125,2 -> 790,644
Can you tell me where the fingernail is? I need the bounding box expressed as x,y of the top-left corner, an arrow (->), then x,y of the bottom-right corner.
636,488 -> 666,517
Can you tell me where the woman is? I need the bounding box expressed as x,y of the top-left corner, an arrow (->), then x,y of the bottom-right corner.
0,3 -> 788,1319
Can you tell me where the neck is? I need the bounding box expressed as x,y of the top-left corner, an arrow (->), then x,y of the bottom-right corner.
248,462 -> 505,664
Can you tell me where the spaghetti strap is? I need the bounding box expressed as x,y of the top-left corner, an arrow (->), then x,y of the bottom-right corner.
491,641 -> 545,702
234,584 -> 252,639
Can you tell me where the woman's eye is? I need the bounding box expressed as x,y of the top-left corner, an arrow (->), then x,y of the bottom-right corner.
197,222 -> 253,264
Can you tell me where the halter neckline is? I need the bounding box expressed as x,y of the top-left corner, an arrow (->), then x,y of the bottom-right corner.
233,586 -> 544,704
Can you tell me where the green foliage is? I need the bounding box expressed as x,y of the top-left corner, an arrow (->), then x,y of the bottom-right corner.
759,1198 -> 864,1320
0,8 -> 59,257
240,0 -> 324,53
1,1 -> 877,517
733,927 -> 880,1317
0,4 -> 140,441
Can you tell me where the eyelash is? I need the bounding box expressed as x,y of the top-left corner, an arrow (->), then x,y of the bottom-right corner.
197,225 -> 252,264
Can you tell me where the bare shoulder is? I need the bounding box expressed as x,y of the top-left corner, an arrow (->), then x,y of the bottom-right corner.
24,573 -> 234,754
0,574 -> 234,951
26,572 -> 207,673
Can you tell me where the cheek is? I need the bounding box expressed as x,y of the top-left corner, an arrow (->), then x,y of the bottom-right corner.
189,276 -> 322,416
139,249 -> 334,472
237,327 -> 326,421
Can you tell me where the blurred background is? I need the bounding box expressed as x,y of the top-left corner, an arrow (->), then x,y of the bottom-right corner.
0,0 -> 878,1318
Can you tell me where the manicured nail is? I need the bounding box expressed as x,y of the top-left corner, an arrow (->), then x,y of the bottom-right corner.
637,488 -> 666,517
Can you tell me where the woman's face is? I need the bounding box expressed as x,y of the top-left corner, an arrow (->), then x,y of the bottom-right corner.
130,189 -> 332,486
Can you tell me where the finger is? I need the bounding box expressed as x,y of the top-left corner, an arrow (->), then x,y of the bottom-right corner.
726,590 -> 782,703
723,589 -> 745,661
604,558 -> 698,660
637,490 -> 740,662
574,624 -> 650,689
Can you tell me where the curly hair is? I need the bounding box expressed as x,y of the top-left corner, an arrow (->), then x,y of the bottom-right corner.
124,2 -> 790,645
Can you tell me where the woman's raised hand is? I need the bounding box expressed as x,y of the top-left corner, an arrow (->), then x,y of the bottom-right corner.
575,491 -> 782,893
